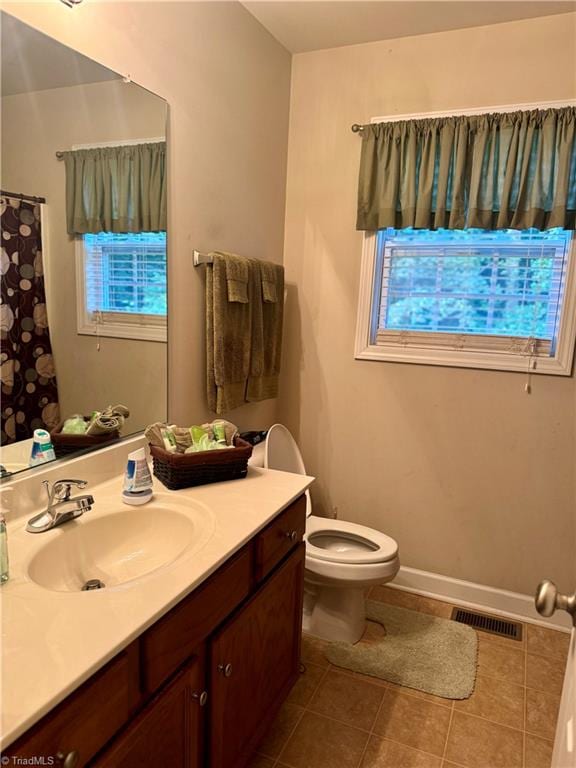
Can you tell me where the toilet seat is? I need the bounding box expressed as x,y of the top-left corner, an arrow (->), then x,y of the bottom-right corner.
305,516 -> 398,565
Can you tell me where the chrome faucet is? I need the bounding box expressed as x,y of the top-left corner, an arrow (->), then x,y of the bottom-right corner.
26,479 -> 94,534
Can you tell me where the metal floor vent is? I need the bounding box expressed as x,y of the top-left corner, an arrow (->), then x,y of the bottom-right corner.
451,607 -> 523,641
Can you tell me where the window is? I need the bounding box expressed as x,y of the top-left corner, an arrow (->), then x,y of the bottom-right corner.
76,232 -> 167,342
355,228 -> 576,375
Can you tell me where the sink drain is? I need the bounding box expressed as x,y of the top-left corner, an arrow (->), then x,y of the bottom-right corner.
81,579 -> 106,591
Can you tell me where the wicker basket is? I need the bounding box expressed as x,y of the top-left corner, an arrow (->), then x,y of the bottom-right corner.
50,419 -> 120,459
150,436 -> 253,490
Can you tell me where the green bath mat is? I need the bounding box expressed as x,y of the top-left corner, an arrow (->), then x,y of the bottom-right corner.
325,600 -> 478,699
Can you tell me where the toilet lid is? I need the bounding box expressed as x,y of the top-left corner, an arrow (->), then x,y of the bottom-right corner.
305,517 -> 398,565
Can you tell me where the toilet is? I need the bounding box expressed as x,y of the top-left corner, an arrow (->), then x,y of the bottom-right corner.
250,424 -> 400,644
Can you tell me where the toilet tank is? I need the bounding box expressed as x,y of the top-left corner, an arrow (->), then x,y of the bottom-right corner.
248,424 -> 311,516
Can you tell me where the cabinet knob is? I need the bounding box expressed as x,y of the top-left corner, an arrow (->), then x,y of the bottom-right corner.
192,690 -> 208,706
56,751 -> 79,768
285,530 -> 297,542
217,662 -> 233,677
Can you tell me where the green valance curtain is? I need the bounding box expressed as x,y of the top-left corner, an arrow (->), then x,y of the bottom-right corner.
63,142 -> 167,235
356,107 -> 576,231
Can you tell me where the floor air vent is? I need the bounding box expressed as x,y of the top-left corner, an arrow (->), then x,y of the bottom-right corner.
451,607 -> 523,641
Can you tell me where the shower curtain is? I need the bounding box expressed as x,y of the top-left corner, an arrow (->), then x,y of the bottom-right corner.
1,195 -> 60,445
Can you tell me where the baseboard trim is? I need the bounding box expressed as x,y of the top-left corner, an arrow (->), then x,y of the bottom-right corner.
391,566 -> 572,632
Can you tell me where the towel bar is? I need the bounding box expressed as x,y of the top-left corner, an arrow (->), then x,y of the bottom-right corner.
193,250 -> 213,266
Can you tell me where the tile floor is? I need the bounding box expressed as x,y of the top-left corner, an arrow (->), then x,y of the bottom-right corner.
249,586 -> 570,768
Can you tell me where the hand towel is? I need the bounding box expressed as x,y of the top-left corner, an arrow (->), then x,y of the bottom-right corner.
206,253 -> 252,414
209,251 -> 250,303
86,404 -> 130,436
259,261 -> 278,303
247,261 -> 284,402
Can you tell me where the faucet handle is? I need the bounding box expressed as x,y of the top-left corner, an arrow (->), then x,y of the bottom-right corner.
51,479 -> 88,501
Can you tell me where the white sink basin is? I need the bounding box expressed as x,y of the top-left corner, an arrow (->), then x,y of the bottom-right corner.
27,500 -> 214,593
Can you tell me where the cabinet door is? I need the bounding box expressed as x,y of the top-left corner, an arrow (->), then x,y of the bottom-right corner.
210,544 -> 305,768
92,655 -> 206,768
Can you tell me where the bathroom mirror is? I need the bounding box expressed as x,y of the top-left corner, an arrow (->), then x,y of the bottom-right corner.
0,12 -> 168,478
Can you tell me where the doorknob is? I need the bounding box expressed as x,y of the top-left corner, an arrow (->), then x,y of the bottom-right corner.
535,579 -> 576,626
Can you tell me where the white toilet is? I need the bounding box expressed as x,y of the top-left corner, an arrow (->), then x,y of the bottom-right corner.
250,424 -> 400,644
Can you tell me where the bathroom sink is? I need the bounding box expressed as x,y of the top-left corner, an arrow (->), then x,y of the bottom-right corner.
27,501 -> 214,593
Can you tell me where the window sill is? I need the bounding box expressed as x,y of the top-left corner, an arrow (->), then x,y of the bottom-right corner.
354,342 -> 572,375
77,319 -> 167,343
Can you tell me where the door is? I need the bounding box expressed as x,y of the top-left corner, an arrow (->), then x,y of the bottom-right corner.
535,579 -> 575,768
92,655 -> 206,768
209,544 -> 305,768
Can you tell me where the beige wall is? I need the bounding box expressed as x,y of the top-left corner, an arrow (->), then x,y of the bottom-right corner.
281,13 -> 576,595
3,1 -> 292,432
2,79 -> 167,432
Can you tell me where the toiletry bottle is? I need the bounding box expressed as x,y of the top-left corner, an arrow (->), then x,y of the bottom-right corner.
29,428 -> 56,467
0,512 -> 9,584
122,447 -> 154,505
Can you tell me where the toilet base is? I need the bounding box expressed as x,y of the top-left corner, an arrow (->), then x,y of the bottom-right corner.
302,583 -> 366,644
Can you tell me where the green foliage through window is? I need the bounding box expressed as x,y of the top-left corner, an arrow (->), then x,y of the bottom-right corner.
377,229 -> 570,340
84,232 -> 167,317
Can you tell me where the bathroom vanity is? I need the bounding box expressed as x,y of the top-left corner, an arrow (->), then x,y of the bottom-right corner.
1,445 -> 313,768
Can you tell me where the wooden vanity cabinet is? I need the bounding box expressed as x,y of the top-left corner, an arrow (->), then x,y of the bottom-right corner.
92,654 -> 205,768
4,495 -> 306,768
210,544 -> 305,768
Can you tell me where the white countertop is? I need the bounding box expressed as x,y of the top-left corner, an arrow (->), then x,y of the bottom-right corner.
0,467 -> 314,748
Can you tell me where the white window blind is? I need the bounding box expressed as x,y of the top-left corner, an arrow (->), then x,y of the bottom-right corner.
373,228 -> 572,358
77,232 -> 167,343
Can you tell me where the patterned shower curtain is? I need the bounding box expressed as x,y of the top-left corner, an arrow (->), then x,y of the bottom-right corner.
1,195 -> 60,444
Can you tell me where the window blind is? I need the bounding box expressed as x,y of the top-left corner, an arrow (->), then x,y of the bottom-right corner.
83,232 -> 167,325
373,229 -> 572,357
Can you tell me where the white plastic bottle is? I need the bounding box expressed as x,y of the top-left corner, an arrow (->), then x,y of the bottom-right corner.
29,429 -> 56,467
122,447 -> 154,505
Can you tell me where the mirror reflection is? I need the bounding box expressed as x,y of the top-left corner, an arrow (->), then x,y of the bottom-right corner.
0,12 -> 168,477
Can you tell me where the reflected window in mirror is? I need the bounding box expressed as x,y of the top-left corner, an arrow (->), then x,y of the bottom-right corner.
77,232 -> 167,342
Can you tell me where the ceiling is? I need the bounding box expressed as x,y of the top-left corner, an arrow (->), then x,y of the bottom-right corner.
1,12 -> 121,96
241,1 -> 576,53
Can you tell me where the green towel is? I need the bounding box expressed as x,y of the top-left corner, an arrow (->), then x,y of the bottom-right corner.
247,261 -> 284,402
206,253 -> 252,414
209,250 -> 250,303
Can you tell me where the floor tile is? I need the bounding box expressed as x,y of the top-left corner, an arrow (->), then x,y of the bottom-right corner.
477,636 -> 525,684
279,711 -> 369,768
301,633 -> 331,668
475,625 -> 526,650
524,733 -> 554,768
287,662 -> 326,707
416,596 -> 454,619
526,625 -> 570,662
386,681 -> 453,709
526,653 -> 565,696
361,735 -> 442,767
373,689 -> 451,757
454,674 -> 524,730
525,688 -> 561,740
258,703 -> 304,759
308,669 -> 385,731
370,586 -> 421,611
445,712 -> 523,768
